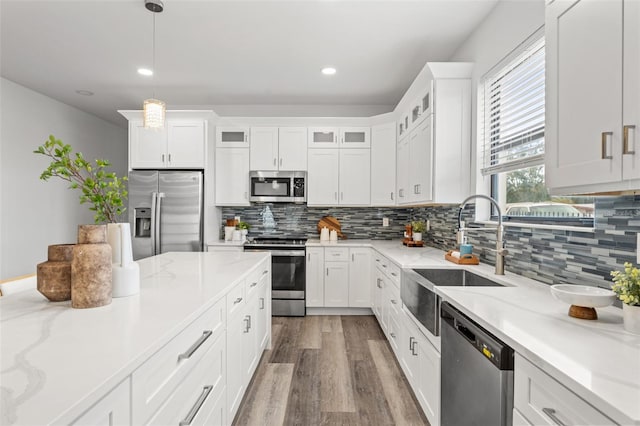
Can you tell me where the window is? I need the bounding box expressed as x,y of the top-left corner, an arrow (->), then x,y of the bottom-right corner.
479,31 -> 593,227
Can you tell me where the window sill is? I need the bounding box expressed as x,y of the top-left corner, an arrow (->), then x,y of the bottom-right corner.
476,220 -> 595,233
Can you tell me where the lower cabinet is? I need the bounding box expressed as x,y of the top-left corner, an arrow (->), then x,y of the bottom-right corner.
70,378 -> 131,425
325,261 -> 349,307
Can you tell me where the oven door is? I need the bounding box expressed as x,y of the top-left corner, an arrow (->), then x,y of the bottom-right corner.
249,176 -> 292,202
271,250 -> 306,299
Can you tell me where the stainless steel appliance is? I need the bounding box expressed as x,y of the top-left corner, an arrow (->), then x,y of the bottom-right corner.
128,170 -> 204,260
401,268 -> 503,336
440,302 -> 514,426
249,171 -> 306,203
244,237 -> 306,316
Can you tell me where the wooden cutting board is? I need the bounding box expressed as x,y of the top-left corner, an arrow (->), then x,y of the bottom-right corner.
317,216 -> 345,239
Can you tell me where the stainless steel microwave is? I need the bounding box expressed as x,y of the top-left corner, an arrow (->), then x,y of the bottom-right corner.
249,171 -> 306,203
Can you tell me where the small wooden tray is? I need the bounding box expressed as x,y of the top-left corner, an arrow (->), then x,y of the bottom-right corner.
403,239 -> 424,247
445,250 -> 479,265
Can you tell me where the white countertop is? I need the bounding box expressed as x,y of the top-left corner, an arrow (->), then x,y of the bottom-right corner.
0,251 -> 270,426
309,238 -> 640,424
206,240 -> 245,247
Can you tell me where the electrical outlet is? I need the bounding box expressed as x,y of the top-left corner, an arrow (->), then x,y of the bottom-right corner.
382,217 -> 389,227
637,233 -> 640,264
426,220 -> 430,232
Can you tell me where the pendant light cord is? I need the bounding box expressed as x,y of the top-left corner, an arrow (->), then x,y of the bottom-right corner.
152,10 -> 156,99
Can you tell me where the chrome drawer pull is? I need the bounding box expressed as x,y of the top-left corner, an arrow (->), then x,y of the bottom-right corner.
233,297 -> 243,304
178,330 -> 213,361
244,315 -> 251,333
390,332 -> 396,338
390,299 -> 397,304
250,282 -> 258,288
179,385 -> 213,426
260,297 -> 265,310
409,336 -> 414,351
601,131 -> 613,159
624,125 -> 636,154
262,270 -> 269,275
391,272 -> 397,277
542,408 -> 567,426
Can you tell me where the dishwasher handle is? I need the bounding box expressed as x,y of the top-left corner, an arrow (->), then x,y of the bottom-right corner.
455,323 -> 476,344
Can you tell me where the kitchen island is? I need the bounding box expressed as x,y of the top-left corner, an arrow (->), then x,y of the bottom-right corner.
0,251 -> 271,425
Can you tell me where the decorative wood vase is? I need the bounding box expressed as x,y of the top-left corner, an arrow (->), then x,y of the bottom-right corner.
36,244 -> 74,301
71,225 -> 112,309
623,303 -> 640,335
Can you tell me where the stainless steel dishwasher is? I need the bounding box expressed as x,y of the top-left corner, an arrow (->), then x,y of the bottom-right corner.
440,302 -> 514,426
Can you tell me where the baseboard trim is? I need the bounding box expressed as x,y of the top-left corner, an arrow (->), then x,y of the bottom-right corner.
306,307 -> 373,316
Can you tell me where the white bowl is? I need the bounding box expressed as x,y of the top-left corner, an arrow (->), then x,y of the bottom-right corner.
550,284 -> 616,308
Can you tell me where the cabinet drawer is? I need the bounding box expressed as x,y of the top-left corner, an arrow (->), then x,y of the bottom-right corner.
387,283 -> 401,315
246,261 -> 269,301
375,254 -> 400,286
227,279 -> 246,318
514,354 -> 617,426
146,333 -> 226,425
325,247 -> 349,262
132,298 -> 225,425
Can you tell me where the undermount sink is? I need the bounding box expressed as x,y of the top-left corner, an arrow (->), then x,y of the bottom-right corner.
413,268 -> 505,288
550,284 -> 616,308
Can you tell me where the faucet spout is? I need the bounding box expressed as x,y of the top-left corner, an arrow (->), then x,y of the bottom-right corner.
457,194 -> 506,275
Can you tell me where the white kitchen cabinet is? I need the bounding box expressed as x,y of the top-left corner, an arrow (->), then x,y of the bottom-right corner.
324,261 -> 349,307
216,126 -> 250,148
250,127 -> 308,171
70,378 -> 131,425
546,0 -> 640,193
372,267 -> 385,327
307,149 -> 340,205
256,273 -> 270,351
514,353 -> 616,426
129,120 -> 206,169
348,248 -> 371,307
339,127 -> 370,148
306,247 -> 325,307
215,148 -> 250,206
396,137 -> 410,203
513,408 -> 533,426
339,149 -> 371,205
407,117 -> 433,204
371,123 -> 397,205
308,127 -> 339,147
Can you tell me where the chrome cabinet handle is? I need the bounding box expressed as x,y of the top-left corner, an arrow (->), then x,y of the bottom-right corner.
234,297 -> 243,305
624,125 -> 636,155
390,299 -> 397,304
326,268 -> 329,276
542,408 -> 567,426
335,192 -> 338,201
416,184 -> 420,194
161,154 -> 165,163
308,253 -> 311,262
377,278 -> 382,288
260,297 -> 265,310
390,332 -> 396,338
178,330 -> 213,361
382,264 -> 387,268
262,270 -> 269,275
352,253 -> 355,262
375,258 -> 381,263
391,192 -> 394,200
244,134 -> 248,142
409,336 -> 414,351
250,282 -> 258,287
391,272 -> 397,277
601,131 -> 613,159
273,158 -> 276,166
244,191 -> 248,200
279,158 -> 283,166
168,153 -> 172,163
244,315 -> 251,333
179,385 -> 213,426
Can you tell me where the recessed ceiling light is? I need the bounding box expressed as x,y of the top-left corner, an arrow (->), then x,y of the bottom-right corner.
321,67 -> 337,76
75,89 -> 94,96
138,68 -> 153,76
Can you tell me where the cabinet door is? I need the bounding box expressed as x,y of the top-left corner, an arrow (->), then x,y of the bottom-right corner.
371,123 -> 397,205
244,295 -> 260,383
545,0 -> 623,189
227,311 -> 246,421
339,127 -> 371,148
398,309 -> 419,388
397,138 -> 410,204
256,275 -> 270,351
215,148 -> 250,206
415,332 -> 440,426
324,261 -> 349,307
372,268 -> 384,324
130,121 -> 167,169
71,378 -> 130,425
623,0 -> 640,180
216,126 -> 250,148
167,120 -> 205,168
308,127 -> 339,148
348,248 -> 371,307
409,119 -> 433,203
250,127 -> 279,171
339,149 -> 371,205
278,127 -> 308,171
307,149 -> 339,205
306,247 -> 325,307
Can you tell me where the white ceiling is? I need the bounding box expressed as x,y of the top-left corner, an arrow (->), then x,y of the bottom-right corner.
1,0 -> 498,126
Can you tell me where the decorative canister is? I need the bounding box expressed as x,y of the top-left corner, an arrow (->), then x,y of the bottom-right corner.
623,303 -> 640,335
36,244 -> 74,301
71,224 -> 112,309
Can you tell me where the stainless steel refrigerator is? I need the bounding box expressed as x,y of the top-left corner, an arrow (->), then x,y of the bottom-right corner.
128,171 -> 204,260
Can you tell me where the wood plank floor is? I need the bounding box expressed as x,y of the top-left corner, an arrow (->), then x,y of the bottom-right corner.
233,315 -> 429,426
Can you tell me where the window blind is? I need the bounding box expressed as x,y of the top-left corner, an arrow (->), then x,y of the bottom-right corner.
481,37 -> 545,176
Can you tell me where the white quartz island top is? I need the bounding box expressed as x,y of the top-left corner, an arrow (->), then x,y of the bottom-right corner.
309,238 -> 640,424
0,251 -> 270,426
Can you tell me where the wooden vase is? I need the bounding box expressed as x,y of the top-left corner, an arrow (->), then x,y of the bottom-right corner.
36,244 -> 74,301
71,224 -> 112,309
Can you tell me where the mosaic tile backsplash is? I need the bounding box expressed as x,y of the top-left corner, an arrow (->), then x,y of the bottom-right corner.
222,196 -> 640,292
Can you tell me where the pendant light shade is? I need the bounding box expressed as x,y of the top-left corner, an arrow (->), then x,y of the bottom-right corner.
143,0 -> 164,129
143,98 -> 165,129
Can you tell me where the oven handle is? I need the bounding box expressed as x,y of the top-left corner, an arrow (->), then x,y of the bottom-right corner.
245,249 -> 306,257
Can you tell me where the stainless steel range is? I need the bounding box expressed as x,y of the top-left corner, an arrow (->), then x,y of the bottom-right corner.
244,237 -> 307,317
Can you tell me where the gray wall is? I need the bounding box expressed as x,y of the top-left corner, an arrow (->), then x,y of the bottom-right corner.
0,78 -> 127,279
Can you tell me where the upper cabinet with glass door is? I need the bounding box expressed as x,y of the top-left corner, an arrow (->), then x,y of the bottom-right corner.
339,127 -> 370,148
308,127 -> 339,148
216,127 -> 250,148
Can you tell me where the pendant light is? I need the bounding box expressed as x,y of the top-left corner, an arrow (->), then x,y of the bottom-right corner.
143,0 -> 165,129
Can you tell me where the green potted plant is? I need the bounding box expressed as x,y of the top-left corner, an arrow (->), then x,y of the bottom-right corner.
411,220 -> 426,242
611,262 -> 640,334
237,221 -> 251,241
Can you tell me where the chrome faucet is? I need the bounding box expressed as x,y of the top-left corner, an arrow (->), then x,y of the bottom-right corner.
457,194 -> 508,275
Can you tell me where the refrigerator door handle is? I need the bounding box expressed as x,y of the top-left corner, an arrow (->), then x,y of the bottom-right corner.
150,192 -> 158,256
155,192 -> 165,255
